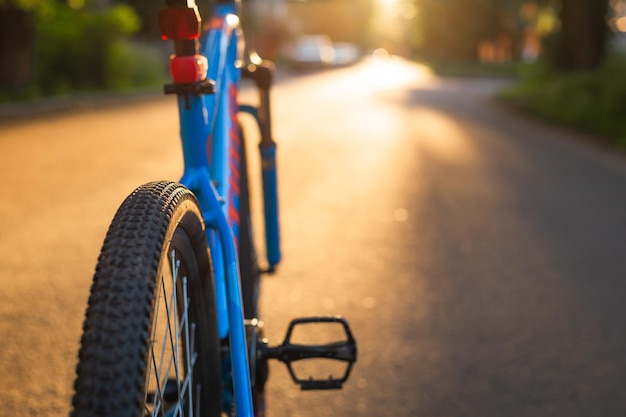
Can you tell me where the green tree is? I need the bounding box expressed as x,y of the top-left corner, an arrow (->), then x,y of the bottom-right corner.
413,0 -> 611,68
416,0 -> 525,61
112,1 -> 211,39
0,0 -> 145,95
35,2 -> 140,92
0,0 -> 47,89
550,0 -> 610,70
112,1 -> 159,38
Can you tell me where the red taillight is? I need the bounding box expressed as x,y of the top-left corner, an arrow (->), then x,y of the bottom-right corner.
169,55 -> 208,83
159,6 -> 201,40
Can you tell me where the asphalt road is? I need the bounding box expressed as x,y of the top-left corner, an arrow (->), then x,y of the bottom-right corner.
1,57 -> 626,417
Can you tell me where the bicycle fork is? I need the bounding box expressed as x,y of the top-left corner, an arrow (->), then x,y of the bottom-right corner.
240,65 -> 358,391
241,62 -> 280,272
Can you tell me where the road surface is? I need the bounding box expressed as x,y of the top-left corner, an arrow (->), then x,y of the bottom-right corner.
1,56 -> 626,416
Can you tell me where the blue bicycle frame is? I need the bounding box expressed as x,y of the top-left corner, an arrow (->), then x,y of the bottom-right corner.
160,0 -> 356,414
68,2 -> 353,415
171,2 -> 255,415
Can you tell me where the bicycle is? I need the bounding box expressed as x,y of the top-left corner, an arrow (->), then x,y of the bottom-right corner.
69,0 -> 357,416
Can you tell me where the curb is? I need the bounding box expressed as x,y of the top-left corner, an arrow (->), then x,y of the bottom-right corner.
0,66 -> 289,126
0,88 -> 165,125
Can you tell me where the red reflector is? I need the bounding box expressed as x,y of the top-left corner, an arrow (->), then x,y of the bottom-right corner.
170,55 -> 208,83
159,7 -> 201,40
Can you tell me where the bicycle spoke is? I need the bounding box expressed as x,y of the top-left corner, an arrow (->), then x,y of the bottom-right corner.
147,250 -> 185,417
146,249 -> 199,417
155,268 -> 174,413
150,275 -> 167,416
71,182 -> 221,417
167,251 -> 182,388
182,276 -> 193,417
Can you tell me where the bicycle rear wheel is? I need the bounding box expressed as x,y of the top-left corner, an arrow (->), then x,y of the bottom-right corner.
71,181 -> 222,417
238,125 -> 268,416
238,124 -> 261,320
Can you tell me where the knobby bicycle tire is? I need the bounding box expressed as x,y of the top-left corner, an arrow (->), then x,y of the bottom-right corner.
71,181 -> 222,417
238,125 -> 268,416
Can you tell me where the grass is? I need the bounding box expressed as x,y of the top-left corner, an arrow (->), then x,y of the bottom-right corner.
420,59 -> 526,79
420,54 -> 626,150
0,40 -> 167,104
500,54 -> 626,149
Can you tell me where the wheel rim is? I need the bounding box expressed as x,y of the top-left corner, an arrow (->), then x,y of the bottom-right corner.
145,249 -> 197,417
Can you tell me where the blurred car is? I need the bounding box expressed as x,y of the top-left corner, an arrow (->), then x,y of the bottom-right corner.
331,42 -> 360,67
287,35 -> 336,69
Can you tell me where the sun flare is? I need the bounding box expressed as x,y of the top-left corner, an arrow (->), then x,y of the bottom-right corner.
378,0 -> 399,8
376,0 -> 417,20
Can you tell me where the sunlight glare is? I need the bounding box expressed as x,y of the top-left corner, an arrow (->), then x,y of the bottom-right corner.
363,55 -> 433,90
377,0 -> 416,18
378,0 -> 398,9
413,109 -> 479,165
616,16 -> 626,32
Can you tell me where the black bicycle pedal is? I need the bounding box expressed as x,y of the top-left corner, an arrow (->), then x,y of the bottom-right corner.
262,316 -> 357,390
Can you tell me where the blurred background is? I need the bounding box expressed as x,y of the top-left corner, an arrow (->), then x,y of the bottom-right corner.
1,0 -> 626,143
2,1 -> 626,417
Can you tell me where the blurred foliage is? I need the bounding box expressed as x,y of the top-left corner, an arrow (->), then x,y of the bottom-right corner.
36,3 -> 139,93
104,40 -> 165,90
0,0 -> 166,100
0,0 -> 50,11
112,1 -> 160,39
548,0 -> 610,70
415,0 -> 529,61
501,55 -> 626,148
413,0 -> 610,71
423,60 -> 526,79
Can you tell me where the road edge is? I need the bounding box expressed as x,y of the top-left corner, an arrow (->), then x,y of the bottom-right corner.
0,88 -> 165,126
